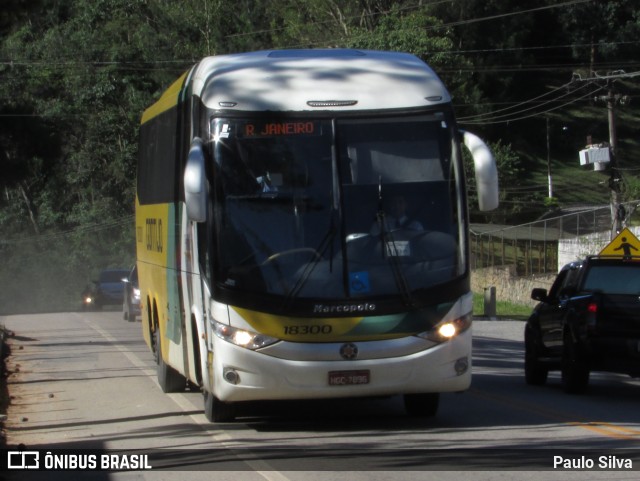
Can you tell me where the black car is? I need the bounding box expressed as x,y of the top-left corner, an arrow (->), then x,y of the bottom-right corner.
524,256 -> 640,393
122,265 -> 141,322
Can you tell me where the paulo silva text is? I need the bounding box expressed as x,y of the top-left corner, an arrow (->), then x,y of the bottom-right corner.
553,455 -> 633,470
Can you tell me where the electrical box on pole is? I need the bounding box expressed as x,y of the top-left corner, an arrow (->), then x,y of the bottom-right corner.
578,145 -> 610,171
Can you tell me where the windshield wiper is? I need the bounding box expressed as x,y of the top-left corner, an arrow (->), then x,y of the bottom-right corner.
376,176 -> 415,308
282,205 -> 338,307
283,121 -> 343,305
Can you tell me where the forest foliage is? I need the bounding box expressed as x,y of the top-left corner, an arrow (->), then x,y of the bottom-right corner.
0,0 -> 639,313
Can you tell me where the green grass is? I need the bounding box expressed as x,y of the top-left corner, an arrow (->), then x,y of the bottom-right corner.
472,292 -> 531,321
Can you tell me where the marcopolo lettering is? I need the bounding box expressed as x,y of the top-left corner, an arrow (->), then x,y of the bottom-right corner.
313,303 -> 376,314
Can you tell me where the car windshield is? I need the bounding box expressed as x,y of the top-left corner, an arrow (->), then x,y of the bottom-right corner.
99,270 -> 128,283
211,114 -> 463,300
583,264 -> 640,295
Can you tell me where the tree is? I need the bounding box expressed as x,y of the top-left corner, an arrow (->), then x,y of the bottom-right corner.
0,0 -> 639,312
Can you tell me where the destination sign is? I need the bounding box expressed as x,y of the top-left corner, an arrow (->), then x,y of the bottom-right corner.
241,121 -> 319,138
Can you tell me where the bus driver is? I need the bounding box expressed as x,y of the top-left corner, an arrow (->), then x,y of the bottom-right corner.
371,194 -> 424,235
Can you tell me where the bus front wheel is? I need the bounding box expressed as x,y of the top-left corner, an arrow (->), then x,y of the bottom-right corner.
204,391 -> 236,422
403,392 -> 439,417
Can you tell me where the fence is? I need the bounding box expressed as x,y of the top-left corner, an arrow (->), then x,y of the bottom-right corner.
471,205 -> 619,275
470,201 -> 640,308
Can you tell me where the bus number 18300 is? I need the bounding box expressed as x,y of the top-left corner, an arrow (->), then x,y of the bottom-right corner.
283,325 -> 333,336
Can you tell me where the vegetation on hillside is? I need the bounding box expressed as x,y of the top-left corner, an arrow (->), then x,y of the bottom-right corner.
1,0 -> 639,312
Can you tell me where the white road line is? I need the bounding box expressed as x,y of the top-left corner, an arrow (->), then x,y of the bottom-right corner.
83,314 -> 292,481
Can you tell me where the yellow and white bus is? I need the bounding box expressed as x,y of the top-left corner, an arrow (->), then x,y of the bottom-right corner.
136,49 -> 498,422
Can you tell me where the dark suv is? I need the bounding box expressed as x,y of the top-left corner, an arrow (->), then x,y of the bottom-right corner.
94,268 -> 129,307
525,256 -> 640,393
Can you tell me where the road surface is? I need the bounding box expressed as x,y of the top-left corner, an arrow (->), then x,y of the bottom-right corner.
1,311 -> 639,480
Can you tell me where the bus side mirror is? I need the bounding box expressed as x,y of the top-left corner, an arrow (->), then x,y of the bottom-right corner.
462,131 -> 499,211
184,138 -> 208,222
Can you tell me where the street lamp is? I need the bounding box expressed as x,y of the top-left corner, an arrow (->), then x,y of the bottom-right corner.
546,118 -> 568,200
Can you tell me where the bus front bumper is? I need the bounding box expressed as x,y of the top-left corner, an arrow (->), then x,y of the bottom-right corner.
210,329 -> 472,402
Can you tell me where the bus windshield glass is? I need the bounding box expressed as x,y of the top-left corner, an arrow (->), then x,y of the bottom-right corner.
211,114 -> 463,302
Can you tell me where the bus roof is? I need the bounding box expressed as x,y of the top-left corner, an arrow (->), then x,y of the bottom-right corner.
191,49 -> 451,112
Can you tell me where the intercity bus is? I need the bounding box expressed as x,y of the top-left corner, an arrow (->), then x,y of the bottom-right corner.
136,49 -> 498,422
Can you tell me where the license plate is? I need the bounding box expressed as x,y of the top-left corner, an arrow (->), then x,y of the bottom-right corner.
328,370 -> 370,386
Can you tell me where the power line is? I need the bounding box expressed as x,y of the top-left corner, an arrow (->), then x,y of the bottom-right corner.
457,80 -> 579,121
455,68 -> 639,125
427,0 -> 595,31
0,215 -> 134,245
460,85 -> 605,125
573,70 -> 640,81
430,40 -> 640,57
3,0 -> 597,58
459,69 -> 640,123
4,46 -> 638,70
224,0 -> 594,43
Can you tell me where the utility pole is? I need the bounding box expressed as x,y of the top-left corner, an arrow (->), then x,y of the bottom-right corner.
606,84 -> 622,236
546,117 -> 553,199
594,78 -> 630,238
573,67 -> 636,238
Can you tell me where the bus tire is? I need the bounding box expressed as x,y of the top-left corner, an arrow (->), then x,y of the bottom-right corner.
155,329 -> 186,393
204,391 -> 236,422
403,392 -> 439,417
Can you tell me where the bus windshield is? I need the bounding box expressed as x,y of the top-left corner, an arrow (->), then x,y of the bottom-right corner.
211,113 -> 463,303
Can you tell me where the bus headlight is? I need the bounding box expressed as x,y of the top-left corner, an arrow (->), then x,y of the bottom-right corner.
213,320 -> 280,350
417,314 -> 472,343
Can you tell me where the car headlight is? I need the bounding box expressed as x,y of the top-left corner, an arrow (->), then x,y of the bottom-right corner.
213,320 -> 280,350
417,314 -> 472,343
133,287 -> 141,300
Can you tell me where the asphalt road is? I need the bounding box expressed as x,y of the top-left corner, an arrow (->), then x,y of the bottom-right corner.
2,311 -> 639,481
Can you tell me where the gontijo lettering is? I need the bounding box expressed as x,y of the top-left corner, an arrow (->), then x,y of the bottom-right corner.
145,218 -> 163,253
